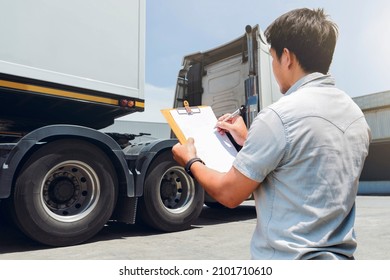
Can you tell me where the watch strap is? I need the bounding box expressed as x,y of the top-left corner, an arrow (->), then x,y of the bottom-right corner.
185,157 -> 205,178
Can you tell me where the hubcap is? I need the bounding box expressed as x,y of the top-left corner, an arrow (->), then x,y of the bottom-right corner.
41,160 -> 100,222
159,166 -> 195,214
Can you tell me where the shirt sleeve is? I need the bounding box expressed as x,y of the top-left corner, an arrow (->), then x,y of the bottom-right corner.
233,108 -> 286,182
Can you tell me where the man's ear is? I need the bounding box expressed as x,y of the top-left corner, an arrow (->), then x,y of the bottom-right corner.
282,48 -> 294,69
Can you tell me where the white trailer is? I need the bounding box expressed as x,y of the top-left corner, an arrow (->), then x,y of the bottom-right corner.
0,0 -> 204,246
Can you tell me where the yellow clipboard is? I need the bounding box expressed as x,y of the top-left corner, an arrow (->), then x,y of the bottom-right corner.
161,100 -> 204,143
160,101 -> 238,173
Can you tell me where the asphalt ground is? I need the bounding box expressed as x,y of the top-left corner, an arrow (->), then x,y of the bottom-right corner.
0,195 -> 389,260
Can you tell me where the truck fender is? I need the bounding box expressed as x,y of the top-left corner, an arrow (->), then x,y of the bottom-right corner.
123,138 -> 178,197
0,124 -> 135,199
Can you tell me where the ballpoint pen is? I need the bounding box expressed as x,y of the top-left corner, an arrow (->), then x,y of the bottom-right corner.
215,105 -> 245,127
220,107 -> 242,122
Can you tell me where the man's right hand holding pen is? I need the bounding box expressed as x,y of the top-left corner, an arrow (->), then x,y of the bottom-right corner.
216,106 -> 248,146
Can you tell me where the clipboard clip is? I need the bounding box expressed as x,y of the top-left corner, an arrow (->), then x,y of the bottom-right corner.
177,100 -> 201,115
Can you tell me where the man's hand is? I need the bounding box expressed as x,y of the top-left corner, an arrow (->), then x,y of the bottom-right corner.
172,137 -> 197,167
216,115 -> 248,146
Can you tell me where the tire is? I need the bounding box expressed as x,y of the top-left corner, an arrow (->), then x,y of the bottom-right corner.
138,152 -> 204,232
11,139 -> 117,246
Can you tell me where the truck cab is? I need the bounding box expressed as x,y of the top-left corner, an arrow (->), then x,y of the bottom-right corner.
173,25 -> 282,205
174,25 -> 281,126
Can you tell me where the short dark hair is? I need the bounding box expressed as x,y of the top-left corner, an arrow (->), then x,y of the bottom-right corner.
264,8 -> 338,74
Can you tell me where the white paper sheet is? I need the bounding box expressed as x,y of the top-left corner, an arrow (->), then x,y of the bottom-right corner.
170,106 -> 237,173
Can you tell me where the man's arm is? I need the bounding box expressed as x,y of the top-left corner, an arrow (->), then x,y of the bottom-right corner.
172,138 -> 260,208
190,161 -> 260,208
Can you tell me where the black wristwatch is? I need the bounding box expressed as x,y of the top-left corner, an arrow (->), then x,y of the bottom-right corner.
185,157 -> 205,178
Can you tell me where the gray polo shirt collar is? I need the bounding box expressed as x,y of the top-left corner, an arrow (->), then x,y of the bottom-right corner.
285,72 -> 336,96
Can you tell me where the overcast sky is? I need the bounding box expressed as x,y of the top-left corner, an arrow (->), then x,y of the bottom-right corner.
121,0 -> 390,123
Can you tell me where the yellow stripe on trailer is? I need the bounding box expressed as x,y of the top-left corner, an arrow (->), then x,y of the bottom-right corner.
0,79 -> 119,106
135,101 -> 145,108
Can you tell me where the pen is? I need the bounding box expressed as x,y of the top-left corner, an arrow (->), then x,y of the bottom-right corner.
221,105 -> 245,122
221,108 -> 241,122
215,106 -> 244,128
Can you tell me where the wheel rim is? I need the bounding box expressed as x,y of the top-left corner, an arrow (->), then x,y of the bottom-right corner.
159,166 -> 196,214
40,160 -> 100,222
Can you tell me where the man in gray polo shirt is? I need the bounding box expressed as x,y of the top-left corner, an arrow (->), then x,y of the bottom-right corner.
172,8 -> 371,259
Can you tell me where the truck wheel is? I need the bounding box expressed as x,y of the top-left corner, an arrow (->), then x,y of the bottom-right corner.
138,152 -> 204,232
11,139 -> 117,246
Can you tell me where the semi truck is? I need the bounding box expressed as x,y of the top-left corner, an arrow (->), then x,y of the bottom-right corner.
0,0 -> 205,246
0,1 -> 281,246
